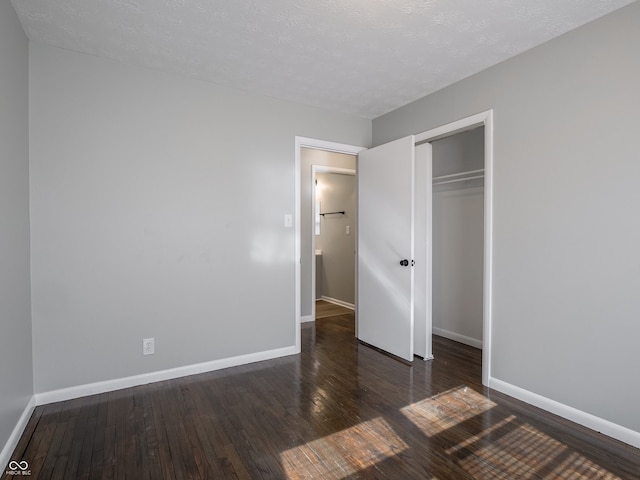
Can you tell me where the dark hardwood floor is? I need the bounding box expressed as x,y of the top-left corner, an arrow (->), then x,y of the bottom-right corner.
5,310 -> 640,479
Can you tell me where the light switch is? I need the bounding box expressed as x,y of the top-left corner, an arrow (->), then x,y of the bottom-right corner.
346,225 -> 351,235
284,214 -> 293,227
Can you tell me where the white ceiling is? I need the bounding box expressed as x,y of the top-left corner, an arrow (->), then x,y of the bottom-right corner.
11,0 -> 637,118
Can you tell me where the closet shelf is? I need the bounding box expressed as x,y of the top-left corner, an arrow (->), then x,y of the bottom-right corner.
433,169 -> 484,186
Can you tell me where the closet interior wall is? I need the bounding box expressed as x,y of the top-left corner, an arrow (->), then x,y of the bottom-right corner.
431,127 -> 485,348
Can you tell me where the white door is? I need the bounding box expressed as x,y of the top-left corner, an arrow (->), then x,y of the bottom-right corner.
357,136 -> 415,361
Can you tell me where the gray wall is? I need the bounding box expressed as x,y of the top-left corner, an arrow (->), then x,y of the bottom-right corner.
29,43 -> 370,393
432,128 -> 484,178
373,2 -> 640,432
0,0 -> 33,456
316,173 -> 356,305
300,149 -> 356,317
432,130 -> 484,345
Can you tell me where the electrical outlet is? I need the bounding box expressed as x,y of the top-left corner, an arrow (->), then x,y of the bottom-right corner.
143,337 -> 155,355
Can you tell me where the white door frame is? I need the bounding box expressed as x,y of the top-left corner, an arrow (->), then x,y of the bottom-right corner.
311,166 -> 356,321
295,137 -> 366,353
415,110 -> 494,386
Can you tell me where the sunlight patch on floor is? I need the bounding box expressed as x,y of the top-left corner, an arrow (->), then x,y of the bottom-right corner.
400,385 -> 620,479
280,416 -> 408,479
400,385 -> 497,437
448,417 -> 621,480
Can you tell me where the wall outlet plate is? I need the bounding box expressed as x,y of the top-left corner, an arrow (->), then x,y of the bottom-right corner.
143,337 -> 155,355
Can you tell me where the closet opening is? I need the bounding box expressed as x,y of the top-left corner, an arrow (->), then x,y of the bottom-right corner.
412,110 -> 493,384
430,127 -> 485,356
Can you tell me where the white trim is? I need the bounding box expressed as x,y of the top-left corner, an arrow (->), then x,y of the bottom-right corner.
0,396 -> 36,470
433,327 -> 483,349
409,136 -> 416,361
483,111 -> 494,388
320,296 -> 355,310
300,315 -> 314,323
296,137 -> 367,156
426,146 -> 433,360
415,143 -> 433,360
413,110 -> 494,387
489,377 -> 640,449
35,345 -> 297,406
415,111 -> 490,144
295,137 -> 366,354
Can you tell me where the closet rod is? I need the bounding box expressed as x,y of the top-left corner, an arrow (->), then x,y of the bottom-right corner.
432,168 -> 484,182
433,175 -> 484,186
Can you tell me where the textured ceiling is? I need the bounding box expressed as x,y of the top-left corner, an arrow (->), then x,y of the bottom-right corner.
11,0 -> 637,118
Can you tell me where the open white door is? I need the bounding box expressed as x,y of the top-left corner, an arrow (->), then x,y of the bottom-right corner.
357,136 -> 415,361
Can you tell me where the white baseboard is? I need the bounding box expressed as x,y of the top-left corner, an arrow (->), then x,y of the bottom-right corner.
433,327 -> 482,349
300,315 -> 314,323
0,396 -> 36,471
35,345 -> 298,406
489,377 -> 640,449
320,296 -> 355,310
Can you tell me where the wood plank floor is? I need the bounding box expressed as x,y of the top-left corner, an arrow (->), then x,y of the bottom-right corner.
5,311 -> 640,479
315,299 -> 353,319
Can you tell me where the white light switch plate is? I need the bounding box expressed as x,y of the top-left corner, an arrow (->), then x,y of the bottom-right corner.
284,214 -> 293,227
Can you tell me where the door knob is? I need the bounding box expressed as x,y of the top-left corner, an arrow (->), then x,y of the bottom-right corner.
400,259 -> 409,266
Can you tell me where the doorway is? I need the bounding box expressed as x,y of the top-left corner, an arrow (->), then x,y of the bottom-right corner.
415,110 -> 493,385
429,127 -> 485,370
312,168 -> 357,317
354,111 -> 492,384
294,137 -> 366,354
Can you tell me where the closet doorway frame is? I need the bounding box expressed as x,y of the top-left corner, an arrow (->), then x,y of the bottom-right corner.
294,137 -> 366,354
311,166 -> 357,322
416,110 -> 494,386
